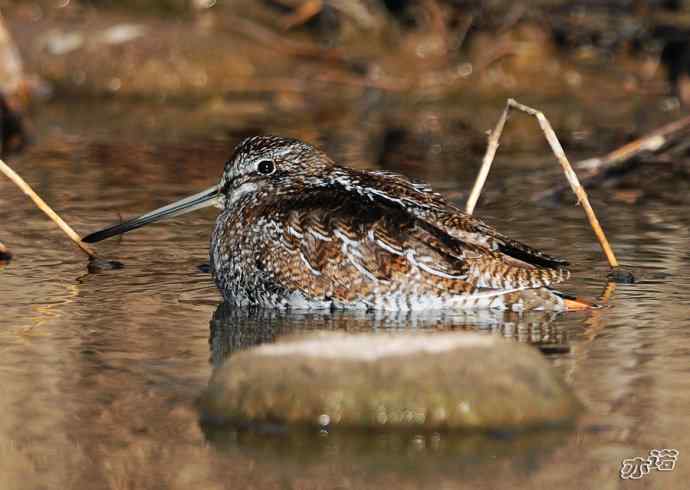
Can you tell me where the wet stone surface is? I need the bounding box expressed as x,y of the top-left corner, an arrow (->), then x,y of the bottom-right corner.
201,331 -> 582,431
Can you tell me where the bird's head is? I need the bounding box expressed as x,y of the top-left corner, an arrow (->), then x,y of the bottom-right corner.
81,136 -> 334,243
218,136 -> 335,208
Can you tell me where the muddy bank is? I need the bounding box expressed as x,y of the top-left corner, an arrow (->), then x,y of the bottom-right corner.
3,1 -> 683,104
3,0 -> 690,203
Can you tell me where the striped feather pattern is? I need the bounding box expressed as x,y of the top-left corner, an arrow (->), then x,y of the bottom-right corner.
209,136 -> 571,311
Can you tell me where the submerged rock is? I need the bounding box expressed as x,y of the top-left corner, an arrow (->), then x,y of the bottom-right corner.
201,331 -> 581,430
0,240 -> 11,262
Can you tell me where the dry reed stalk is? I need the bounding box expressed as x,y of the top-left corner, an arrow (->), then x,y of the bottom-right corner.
532,113 -> 690,202
466,98 -> 630,280
0,158 -> 97,259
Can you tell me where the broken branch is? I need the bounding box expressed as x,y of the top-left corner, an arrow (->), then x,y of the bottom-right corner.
0,158 -> 97,259
533,114 -> 690,202
465,102 -> 509,215
466,98 -> 626,276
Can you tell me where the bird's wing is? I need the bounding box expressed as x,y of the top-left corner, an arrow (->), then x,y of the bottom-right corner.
334,168 -> 570,270
256,188 -> 567,306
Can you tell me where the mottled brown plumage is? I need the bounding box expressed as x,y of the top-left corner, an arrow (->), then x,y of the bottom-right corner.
209,136 -> 570,310
83,136 -> 572,311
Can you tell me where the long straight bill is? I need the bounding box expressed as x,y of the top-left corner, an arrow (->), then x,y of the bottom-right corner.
82,186 -> 219,243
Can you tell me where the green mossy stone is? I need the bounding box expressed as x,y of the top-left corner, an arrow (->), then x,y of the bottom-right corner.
201,332 -> 582,431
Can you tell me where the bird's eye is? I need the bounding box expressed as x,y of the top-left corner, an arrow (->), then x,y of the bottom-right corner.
257,160 -> 275,175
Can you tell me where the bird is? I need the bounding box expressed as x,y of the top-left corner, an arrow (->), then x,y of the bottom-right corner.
82,135 -> 589,311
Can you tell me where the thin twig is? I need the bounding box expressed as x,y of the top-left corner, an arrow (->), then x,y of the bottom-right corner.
580,114 -> 690,170
507,99 -> 619,268
466,98 -> 620,270
0,158 -> 97,259
465,103 -> 509,215
533,114 -> 690,202
600,282 -> 616,304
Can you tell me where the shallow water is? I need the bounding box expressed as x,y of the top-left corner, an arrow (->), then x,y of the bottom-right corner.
1,100 -> 689,489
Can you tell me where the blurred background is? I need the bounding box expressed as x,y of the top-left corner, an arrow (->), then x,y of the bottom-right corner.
3,0 -> 690,170
2,2 -> 690,490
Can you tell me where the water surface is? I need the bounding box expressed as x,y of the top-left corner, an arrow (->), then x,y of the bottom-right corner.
1,100 -> 689,489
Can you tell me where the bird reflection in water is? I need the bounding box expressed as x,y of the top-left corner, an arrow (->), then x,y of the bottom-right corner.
208,303 -> 569,368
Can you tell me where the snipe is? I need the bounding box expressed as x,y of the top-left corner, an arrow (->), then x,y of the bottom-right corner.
83,136 -> 586,311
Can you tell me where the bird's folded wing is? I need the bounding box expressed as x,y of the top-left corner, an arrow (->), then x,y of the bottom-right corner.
257,189 -> 568,304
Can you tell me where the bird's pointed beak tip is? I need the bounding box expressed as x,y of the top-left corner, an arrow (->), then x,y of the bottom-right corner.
81,185 -> 220,243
